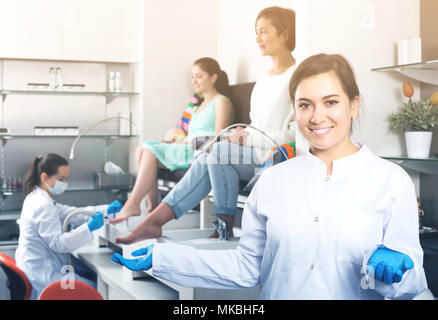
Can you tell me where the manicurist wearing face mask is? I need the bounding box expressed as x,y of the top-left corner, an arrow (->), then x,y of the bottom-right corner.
15,153 -> 122,299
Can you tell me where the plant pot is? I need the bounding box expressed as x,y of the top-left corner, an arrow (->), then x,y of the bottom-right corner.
404,131 -> 433,158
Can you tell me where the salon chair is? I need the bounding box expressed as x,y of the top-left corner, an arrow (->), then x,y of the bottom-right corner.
38,280 -> 103,300
157,82 -> 256,196
0,253 -> 32,300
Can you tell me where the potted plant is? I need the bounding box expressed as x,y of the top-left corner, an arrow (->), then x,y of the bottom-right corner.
388,82 -> 438,158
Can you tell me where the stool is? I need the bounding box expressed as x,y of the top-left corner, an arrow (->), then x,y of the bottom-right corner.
0,253 -> 32,300
38,280 -> 103,300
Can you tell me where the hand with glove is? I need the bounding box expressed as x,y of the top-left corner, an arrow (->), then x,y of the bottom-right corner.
107,200 -> 123,215
367,246 -> 414,285
87,211 -> 104,232
111,244 -> 154,271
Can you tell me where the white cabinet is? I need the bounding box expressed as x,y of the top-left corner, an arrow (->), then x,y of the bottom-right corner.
62,0 -> 140,62
0,0 -> 64,60
0,0 -> 140,62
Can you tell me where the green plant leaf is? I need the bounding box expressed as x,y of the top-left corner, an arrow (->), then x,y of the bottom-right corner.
388,99 -> 438,132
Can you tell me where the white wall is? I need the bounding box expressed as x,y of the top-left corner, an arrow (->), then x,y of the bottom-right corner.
214,0 -> 421,191
142,0 -> 219,140
0,0 -> 140,62
305,0 -> 421,157
217,0 -> 309,85
141,0 -> 422,153
217,0 -> 420,157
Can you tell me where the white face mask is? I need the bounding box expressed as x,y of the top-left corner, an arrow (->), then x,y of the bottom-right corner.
47,179 -> 69,195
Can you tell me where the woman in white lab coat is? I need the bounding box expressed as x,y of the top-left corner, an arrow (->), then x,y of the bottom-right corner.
15,153 -> 122,299
111,54 -> 428,299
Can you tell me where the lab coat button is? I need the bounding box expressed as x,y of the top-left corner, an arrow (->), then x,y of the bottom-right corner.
310,265 -> 315,270
324,176 -> 330,181
314,217 -> 319,222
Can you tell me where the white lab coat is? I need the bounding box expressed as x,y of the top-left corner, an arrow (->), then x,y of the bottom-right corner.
15,187 -> 108,299
152,143 -> 428,299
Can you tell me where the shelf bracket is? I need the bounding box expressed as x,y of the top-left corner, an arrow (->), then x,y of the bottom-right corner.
1,192 -> 12,200
398,68 -> 438,86
105,93 -> 116,104
1,138 -> 8,147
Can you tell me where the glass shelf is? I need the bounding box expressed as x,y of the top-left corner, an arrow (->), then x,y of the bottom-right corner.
371,59 -> 438,85
0,185 -> 132,195
0,89 -> 139,97
381,156 -> 438,175
0,134 -> 138,139
0,210 -> 20,221
0,89 -> 139,104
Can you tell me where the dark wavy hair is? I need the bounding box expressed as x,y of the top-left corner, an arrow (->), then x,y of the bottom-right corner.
194,57 -> 230,97
23,153 -> 68,195
256,6 -> 296,52
289,53 -> 360,105
289,53 -> 361,133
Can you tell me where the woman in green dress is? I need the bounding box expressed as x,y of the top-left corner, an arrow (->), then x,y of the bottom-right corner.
113,58 -> 233,223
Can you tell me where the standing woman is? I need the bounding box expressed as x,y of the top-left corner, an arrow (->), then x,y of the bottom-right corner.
113,57 -> 234,222
112,54 -> 428,300
112,6 -> 297,241
15,153 -> 122,299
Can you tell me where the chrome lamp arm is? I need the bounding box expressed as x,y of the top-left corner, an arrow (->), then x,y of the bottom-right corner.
69,116 -> 138,160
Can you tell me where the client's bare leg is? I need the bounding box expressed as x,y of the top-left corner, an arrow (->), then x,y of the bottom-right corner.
115,202 -> 175,244
111,147 -> 159,224
145,178 -> 159,212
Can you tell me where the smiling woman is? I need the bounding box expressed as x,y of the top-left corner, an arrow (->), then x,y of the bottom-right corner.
111,57 -> 234,224
110,6 -> 298,241
289,54 -> 361,173
113,54 -> 429,300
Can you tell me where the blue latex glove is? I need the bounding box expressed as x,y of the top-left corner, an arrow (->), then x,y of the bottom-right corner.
87,212 -> 104,232
107,200 -> 123,215
367,246 -> 414,285
111,244 -> 154,271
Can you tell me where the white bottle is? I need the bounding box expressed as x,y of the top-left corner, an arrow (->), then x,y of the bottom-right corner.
108,72 -> 115,92
115,72 -> 122,92
49,68 -> 56,90
55,67 -> 63,91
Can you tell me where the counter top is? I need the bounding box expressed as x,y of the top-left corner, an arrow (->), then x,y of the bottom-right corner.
72,227 -> 260,300
71,244 -> 178,300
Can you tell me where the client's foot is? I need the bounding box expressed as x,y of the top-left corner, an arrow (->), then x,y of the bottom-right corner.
110,202 -> 141,224
115,219 -> 163,245
115,202 -> 175,245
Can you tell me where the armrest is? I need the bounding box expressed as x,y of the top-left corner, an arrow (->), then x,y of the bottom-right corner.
191,136 -> 218,151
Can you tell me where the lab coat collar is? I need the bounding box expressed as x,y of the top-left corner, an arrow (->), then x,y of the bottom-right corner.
34,186 -> 55,203
303,142 -> 371,177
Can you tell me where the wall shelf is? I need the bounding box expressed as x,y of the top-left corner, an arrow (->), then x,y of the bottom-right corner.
0,134 -> 138,147
0,89 -> 139,104
371,59 -> 438,85
0,58 -> 142,237
0,210 -> 20,221
382,156 -> 438,175
0,89 -> 139,96
0,185 -> 132,196
0,134 -> 138,138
